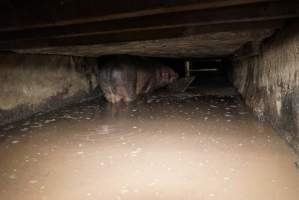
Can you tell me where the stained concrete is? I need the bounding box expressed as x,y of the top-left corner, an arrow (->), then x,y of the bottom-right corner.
0,53 -> 99,126
232,20 -> 299,155
14,31 -> 274,58
0,89 -> 298,200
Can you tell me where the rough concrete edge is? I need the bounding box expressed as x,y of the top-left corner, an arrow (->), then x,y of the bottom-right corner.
0,89 -> 102,128
232,20 -> 299,157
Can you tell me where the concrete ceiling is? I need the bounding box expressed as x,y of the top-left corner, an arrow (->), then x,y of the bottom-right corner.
0,0 -> 298,58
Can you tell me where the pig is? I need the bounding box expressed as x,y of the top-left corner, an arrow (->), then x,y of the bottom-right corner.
97,55 -> 178,103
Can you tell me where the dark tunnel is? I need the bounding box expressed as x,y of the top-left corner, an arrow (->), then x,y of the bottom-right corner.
0,1 -> 299,200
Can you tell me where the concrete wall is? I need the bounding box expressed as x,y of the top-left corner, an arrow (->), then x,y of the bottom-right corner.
232,20 -> 299,155
0,53 -> 99,126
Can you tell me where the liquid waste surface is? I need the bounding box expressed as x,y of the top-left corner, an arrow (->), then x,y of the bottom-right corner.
0,92 -> 298,200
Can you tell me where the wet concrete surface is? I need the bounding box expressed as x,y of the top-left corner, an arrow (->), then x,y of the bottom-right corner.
0,90 -> 299,200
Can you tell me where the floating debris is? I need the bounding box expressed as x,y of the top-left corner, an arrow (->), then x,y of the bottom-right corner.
3,125 -> 14,131
44,119 -> 56,124
239,112 -> 248,115
9,174 -> 16,179
23,121 -> 31,126
29,180 -> 38,184
130,148 -> 142,157
31,123 -> 43,128
20,128 -> 29,132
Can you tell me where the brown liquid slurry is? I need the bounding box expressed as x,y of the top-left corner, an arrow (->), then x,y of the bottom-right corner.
0,94 -> 298,200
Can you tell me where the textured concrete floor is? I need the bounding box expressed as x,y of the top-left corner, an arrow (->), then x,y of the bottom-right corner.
0,90 -> 299,200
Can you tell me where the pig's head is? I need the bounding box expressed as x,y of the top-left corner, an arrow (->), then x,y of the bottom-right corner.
156,66 -> 178,87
